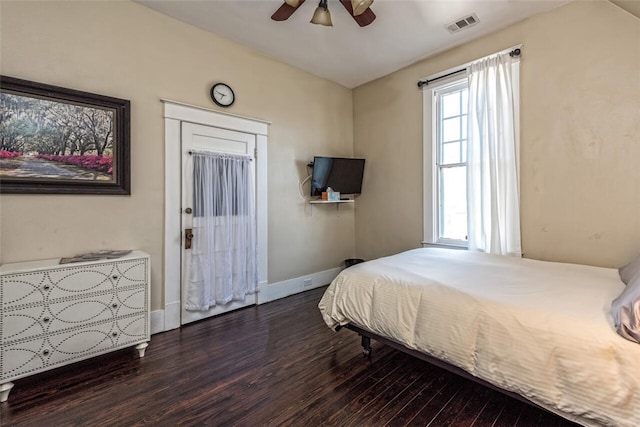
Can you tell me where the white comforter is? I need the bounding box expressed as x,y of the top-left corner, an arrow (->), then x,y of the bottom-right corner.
318,248 -> 640,427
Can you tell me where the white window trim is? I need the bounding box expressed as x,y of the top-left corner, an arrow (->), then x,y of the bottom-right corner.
421,45 -> 522,248
422,76 -> 469,248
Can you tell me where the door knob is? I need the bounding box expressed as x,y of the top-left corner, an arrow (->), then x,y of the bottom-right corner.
185,207 -> 193,214
185,228 -> 194,249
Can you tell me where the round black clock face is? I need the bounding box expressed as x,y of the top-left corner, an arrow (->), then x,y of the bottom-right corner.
210,83 -> 235,107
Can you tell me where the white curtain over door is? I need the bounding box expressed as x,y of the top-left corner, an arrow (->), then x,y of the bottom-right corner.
185,151 -> 258,310
467,52 -> 521,256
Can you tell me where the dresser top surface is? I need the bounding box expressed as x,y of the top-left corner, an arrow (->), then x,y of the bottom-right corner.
0,250 -> 149,275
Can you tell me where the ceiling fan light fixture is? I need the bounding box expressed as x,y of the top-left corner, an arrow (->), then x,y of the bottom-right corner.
310,0 -> 332,26
351,0 -> 373,16
284,0 -> 301,7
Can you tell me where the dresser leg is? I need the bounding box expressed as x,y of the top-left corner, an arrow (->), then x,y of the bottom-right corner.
0,382 -> 14,403
135,342 -> 149,358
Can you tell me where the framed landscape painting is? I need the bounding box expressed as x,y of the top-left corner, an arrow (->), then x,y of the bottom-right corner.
0,76 -> 130,194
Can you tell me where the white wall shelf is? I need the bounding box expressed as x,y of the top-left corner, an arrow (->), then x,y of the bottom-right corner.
307,199 -> 354,216
309,200 -> 354,204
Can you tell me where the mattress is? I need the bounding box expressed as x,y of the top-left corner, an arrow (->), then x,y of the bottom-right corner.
318,248 -> 640,427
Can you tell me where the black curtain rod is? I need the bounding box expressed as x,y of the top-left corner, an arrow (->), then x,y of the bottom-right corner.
417,48 -> 521,88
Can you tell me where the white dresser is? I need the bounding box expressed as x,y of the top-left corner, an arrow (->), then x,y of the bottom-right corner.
0,251 -> 150,402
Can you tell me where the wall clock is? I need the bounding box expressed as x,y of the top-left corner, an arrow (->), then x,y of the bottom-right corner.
210,83 -> 235,107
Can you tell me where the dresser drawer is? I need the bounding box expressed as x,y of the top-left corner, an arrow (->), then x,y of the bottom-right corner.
1,271 -> 49,307
109,259 -> 148,288
2,259 -> 148,310
45,321 -> 128,363
1,305 -> 47,344
2,312 -> 147,381
113,315 -> 147,345
2,267 -> 115,310
45,285 -> 147,334
46,265 -> 116,298
113,286 -> 147,317
1,337 -> 48,379
2,285 -> 147,344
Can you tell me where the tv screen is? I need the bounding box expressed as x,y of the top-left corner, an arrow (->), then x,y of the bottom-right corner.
310,156 -> 365,197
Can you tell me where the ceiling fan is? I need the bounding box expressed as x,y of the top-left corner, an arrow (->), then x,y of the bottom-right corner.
271,0 -> 376,27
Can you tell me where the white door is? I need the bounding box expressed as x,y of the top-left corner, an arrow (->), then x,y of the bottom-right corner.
181,122 -> 257,325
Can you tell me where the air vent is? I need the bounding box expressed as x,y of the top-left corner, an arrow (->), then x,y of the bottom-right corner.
445,13 -> 480,34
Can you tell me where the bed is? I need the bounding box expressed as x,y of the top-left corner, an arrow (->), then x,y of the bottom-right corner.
318,248 -> 640,427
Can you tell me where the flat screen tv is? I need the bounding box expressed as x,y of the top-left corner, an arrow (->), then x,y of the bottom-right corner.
310,156 -> 365,197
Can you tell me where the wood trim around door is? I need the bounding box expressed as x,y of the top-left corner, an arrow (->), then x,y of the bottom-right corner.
162,99 -> 269,331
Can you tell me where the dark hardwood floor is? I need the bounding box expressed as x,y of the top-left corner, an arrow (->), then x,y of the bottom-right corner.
2,287 -> 580,426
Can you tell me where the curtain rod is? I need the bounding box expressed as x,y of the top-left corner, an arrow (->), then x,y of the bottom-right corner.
417,48 -> 521,88
188,150 -> 253,161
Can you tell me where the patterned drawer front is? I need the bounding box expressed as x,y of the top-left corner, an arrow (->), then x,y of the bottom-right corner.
1,305 -> 47,344
1,338 -> 47,379
111,259 -> 148,288
1,314 -> 147,382
47,264 -> 117,299
46,295 -> 120,335
45,321 -> 121,365
1,272 -> 48,307
2,321 -> 120,380
44,316 -> 146,367
2,285 -> 146,345
114,315 -> 147,345
113,287 -> 147,317
44,287 -> 146,335
2,258 -> 148,310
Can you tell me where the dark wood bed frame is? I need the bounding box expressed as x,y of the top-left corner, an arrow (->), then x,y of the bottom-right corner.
341,323 -> 553,415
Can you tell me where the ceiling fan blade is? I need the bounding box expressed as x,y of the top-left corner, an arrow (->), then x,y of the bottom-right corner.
271,0 -> 306,21
339,0 -> 376,27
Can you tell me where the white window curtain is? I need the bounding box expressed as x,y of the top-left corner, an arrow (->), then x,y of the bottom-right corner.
467,52 -> 521,256
185,151 -> 258,311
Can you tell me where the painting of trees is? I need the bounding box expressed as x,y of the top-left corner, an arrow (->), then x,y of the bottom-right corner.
0,92 -> 115,174
0,76 -> 130,194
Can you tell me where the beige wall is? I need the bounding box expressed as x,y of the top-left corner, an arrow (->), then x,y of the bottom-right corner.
353,0 -> 640,267
2,0 -> 639,313
0,1 -> 355,310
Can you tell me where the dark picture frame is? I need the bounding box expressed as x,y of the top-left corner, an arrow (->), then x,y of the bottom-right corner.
0,76 -> 130,195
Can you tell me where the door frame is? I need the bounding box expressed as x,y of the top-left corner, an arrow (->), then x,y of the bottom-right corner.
163,99 -> 269,331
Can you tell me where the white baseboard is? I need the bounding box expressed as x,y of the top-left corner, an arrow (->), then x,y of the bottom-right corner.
150,301 -> 181,335
256,267 -> 342,305
164,301 -> 181,331
150,267 -> 342,334
150,310 -> 165,335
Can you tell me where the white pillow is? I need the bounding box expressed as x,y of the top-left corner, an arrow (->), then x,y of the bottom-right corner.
611,275 -> 640,344
619,253 -> 640,285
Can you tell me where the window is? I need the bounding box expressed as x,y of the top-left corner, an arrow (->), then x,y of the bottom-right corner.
422,48 -> 521,254
423,77 -> 469,247
436,81 -> 468,244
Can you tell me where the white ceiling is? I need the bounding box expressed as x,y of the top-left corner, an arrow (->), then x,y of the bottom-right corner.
136,0 -> 574,88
